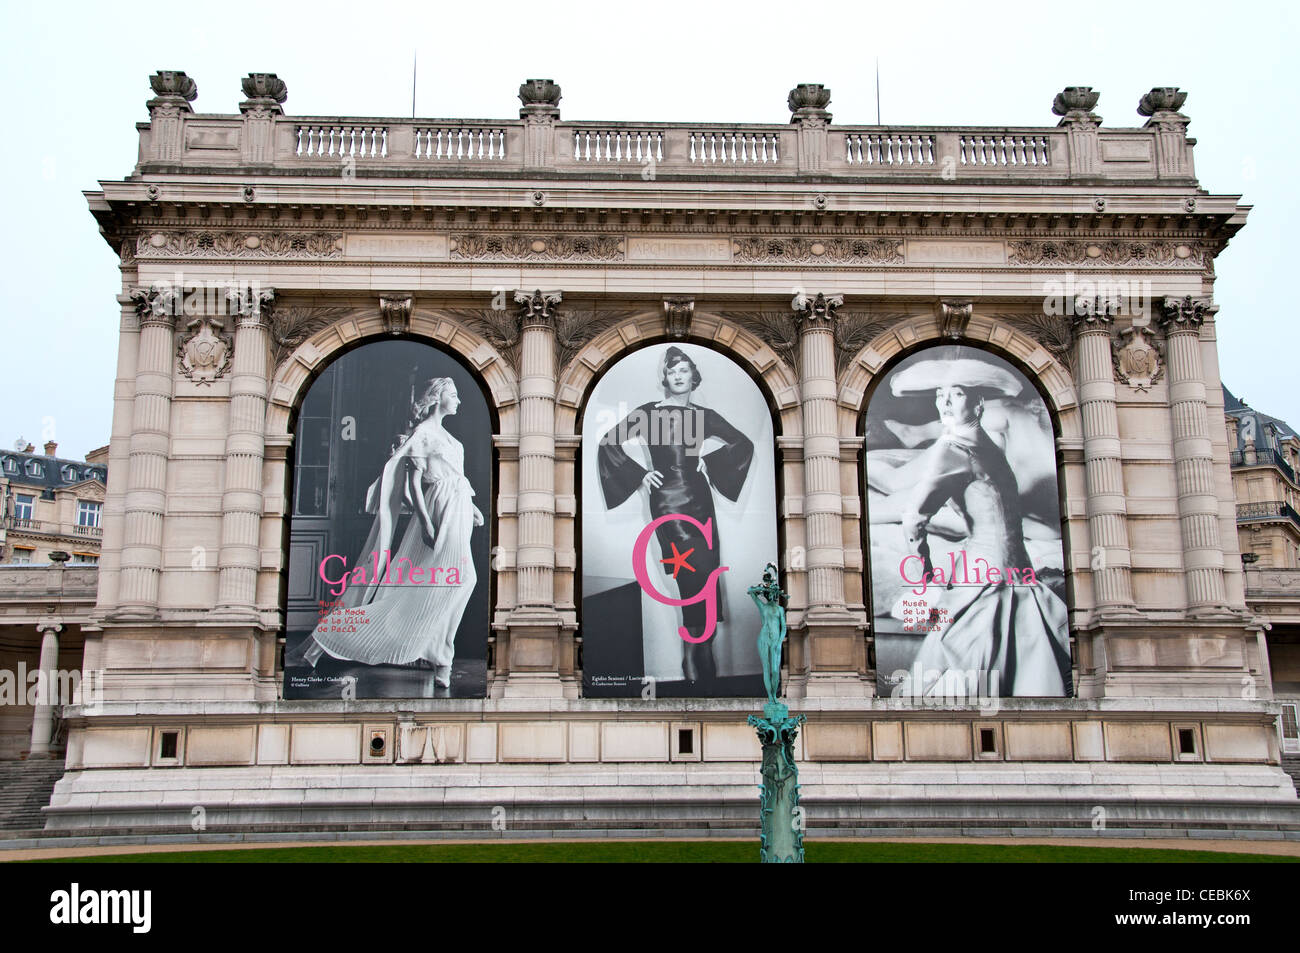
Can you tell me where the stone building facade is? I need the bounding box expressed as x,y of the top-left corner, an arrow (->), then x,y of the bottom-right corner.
46,72 -> 1298,833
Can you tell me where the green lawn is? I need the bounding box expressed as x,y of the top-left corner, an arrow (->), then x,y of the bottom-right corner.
29,841 -> 1300,863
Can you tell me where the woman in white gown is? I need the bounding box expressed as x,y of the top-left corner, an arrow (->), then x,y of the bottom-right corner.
868,357 -> 1071,697
302,377 -> 484,688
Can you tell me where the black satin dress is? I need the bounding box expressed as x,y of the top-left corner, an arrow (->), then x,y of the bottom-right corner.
598,401 -> 754,635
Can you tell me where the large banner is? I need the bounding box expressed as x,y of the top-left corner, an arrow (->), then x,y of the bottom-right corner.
581,344 -> 775,698
283,340 -> 490,699
864,345 -> 1071,699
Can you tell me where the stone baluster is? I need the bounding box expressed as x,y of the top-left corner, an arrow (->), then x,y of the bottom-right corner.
1159,296 -> 1228,612
1071,308 -> 1137,612
215,286 -> 276,616
28,622 -> 62,758
1139,87 -> 1194,180
145,71 -> 197,164
514,290 -> 562,607
788,84 -> 831,173
1053,86 -> 1101,177
240,73 -> 287,165
117,285 -> 179,617
796,292 -> 846,612
519,79 -> 561,169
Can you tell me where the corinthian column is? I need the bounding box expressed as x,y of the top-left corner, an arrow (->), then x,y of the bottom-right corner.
514,289 -> 561,607
1159,296 -> 1228,612
1071,308 -> 1136,613
116,285 -> 179,618
797,293 -> 847,613
215,286 -> 275,616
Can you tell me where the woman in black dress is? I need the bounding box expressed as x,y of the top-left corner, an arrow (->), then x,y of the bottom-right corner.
597,346 -> 754,689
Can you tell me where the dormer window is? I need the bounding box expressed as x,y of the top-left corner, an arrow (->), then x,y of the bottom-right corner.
62,465 -> 79,482
1,457 -> 15,473
26,460 -> 43,477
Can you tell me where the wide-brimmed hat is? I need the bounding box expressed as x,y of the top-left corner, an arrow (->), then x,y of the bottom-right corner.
889,358 -> 1022,397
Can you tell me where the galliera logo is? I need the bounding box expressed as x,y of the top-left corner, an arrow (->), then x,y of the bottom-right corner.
632,513 -> 728,643
900,549 -> 1038,596
319,551 -> 463,597
49,883 -> 151,934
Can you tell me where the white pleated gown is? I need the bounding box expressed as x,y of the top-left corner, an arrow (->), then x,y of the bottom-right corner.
310,430 -> 477,668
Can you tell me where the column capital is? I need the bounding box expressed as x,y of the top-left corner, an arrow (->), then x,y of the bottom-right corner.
515,289 -> 562,330
131,284 -> 180,329
1070,308 -> 1118,333
1159,295 -> 1216,333
227,285 -> 277,327
793,292 -> 842,331
663,296 -> 695,339
379,294 -> 413,335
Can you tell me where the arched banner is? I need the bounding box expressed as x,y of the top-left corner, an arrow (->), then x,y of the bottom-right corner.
581,343 -> 777,698
864,344 -> 1072,699
283,340 -> 491,700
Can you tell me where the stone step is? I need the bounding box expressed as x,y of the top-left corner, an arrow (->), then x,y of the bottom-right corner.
0,760 -> 65,832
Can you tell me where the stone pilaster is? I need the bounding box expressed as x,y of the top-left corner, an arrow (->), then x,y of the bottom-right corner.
519,79 -> 560,169
503,289 -> 566,697
793,293 -> 868,697
1053,86 -> 1101,176
1159,296 -> 1229,613
115,285 -> 178,618
1071,309 -> 1137,615
214,286 -> 275,617
1139,87 -> 1194,180
145,71 -> 196,164
788,84 -> 831,174
239,73 -> 287,166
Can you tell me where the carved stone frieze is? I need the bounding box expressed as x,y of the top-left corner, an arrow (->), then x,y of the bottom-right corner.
177,315 -> 233,384
992,313 -> 1077,379
1008,240 -> 1204,268
451,234 -> 621,261
268,307 -> 354,371
1112,324 -> 1164,392
554,309 -> 641,373
733,236 -> 903,264
135,230 -> 344,260
442,308 -> 523,376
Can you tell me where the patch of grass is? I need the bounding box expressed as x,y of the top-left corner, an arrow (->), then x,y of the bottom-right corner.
28,841 -> 1300,863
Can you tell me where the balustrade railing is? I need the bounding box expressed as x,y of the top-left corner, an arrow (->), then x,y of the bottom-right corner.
1229,448 -> 1297,484
1237,501 -> 1300,530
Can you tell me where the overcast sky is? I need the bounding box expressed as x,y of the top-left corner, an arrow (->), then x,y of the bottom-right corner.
2,0 -> 1295,460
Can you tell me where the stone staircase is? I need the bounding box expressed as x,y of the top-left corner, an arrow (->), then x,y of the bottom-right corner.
1283,756 -> 1300,796
0,759 -> 64,836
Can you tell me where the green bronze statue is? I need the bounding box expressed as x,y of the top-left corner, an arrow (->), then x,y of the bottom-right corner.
746,563 -> 805,862
748,563 -> 787,710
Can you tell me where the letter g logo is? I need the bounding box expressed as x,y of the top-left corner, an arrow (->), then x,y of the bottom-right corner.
631,513 -> 729,644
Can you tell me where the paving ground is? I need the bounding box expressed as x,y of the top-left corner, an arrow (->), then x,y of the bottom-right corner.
3,835 -> 1298,862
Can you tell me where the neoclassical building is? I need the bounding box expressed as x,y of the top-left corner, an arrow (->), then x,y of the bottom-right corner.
43,72 -> 1299,834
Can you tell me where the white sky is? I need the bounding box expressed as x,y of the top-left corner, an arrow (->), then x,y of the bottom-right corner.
2,0 -> 1296,459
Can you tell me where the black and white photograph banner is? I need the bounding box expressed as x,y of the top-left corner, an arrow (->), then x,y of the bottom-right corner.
865,344 -> 1072,699
283,340 -> 491,699
581,344 -> 777,698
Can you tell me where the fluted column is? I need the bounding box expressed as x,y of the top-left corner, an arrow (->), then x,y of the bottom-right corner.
215,287 -> 275,615
514,290 -> 562,607
28,622 -> 61,758
1072,309 -> 1136,612
117,286 -> 178,617
1159,296 -> 1228,611
796,293 -> 846,612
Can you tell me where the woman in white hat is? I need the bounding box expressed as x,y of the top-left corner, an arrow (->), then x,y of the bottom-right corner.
869,352 -> 1071,697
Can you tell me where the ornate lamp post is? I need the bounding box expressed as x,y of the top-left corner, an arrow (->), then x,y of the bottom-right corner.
747,563 -> 806,863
